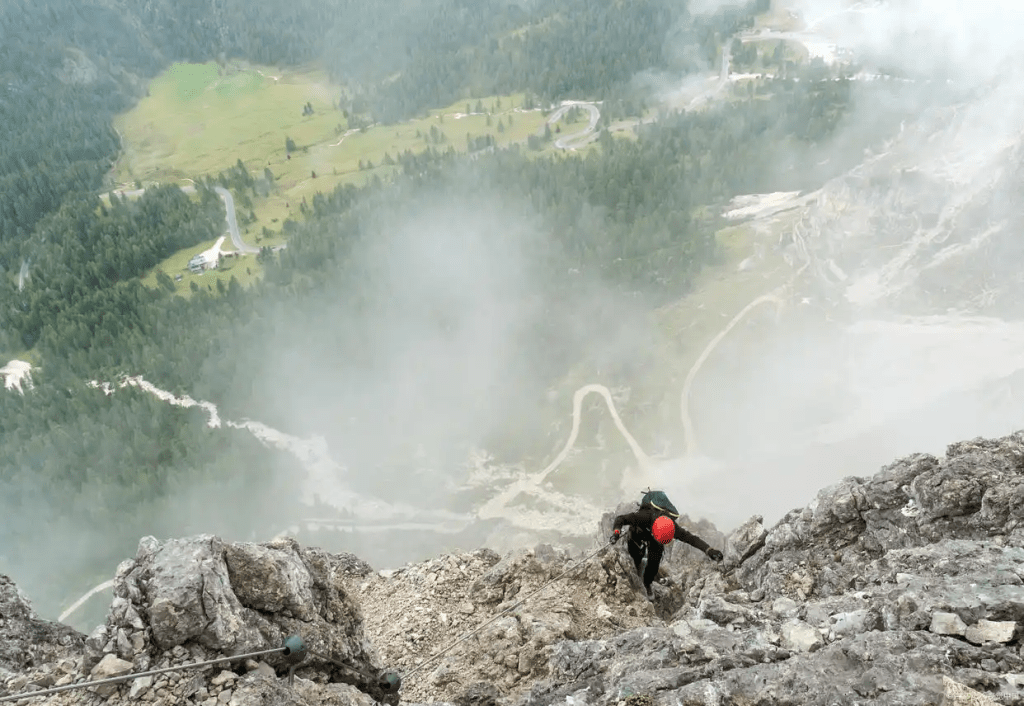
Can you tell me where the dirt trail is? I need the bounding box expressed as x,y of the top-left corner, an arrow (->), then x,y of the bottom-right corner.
477,254 -> 808,530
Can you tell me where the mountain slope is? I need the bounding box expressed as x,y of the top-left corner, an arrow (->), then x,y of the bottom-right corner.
3,430 -> 1024,705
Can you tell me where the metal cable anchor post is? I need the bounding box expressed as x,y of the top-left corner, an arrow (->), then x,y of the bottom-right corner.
379,671 -> 402,694
282,634 -> 308,686
0,634 -> 306,704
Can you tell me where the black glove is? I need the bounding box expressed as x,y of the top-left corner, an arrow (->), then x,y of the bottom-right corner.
706,548 -> 723,562
609,529 -> 621,544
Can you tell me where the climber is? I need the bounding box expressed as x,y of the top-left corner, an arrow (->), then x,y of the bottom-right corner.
609,490 -> 723,598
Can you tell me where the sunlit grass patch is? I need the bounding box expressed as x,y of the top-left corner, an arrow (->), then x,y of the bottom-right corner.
162,62 -> 220,102
114,62 -> 342,187
212,69 -> 265,100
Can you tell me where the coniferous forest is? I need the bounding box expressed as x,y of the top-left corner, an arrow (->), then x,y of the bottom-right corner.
0,0 -> 919,618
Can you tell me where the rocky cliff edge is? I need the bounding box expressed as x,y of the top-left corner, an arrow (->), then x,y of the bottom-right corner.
3,431 -> 1024,705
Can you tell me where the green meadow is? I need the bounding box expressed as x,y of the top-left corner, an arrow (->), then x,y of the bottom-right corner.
114,61 -> 553,221
113,61 -> 572,290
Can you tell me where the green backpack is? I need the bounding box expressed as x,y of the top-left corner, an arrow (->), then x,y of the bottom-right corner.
640,489 -> 679,518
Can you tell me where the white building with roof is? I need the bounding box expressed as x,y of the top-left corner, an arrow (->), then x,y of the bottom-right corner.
188,236 -> 227,274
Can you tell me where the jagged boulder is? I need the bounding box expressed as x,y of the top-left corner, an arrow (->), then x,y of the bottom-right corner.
724,515 -> 768,569
942,676 -> 1003,705
737,433 -> 1024,603
0,573 -> 83,680
224,671 -> 379,706
85,534 -> 393,705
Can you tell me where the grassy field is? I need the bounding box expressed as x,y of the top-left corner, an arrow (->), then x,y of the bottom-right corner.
114,61 -> 554,229
113,61 -> 579,291
246,93 -> 553,233
112,59 -> 672,305
113,62 -> 342,186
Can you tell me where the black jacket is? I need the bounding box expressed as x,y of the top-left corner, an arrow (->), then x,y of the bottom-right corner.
612,505 -> 711,553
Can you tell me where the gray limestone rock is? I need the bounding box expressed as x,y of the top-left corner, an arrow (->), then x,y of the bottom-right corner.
964,620 -> 1016,645
931,611 -> 969,636
142,536 -> 261,652
99,535 -> 389,704
458,681 -> 502,706
89,653 -> 132,679
771,596 -> 800,618
830,608 -> 881,638
0,576 -> 84,675
780,619 -> 823,653
698,595 -> 754,625
208,671 -> 378,706
941,676 -> 1002,705
128,674 -> 152,699
224,541 -> 316,620
724,515 -> 768,568
89,653 -> 132,696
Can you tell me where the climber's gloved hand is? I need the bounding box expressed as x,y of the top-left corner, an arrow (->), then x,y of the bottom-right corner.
609,529 -> 621,544
706,548 -> 723,562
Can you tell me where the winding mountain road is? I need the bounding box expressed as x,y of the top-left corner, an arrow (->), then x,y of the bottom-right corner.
475,286 -> 797,528
479,252 -> 811,527
214,186 -> 259,254
679,291 -> 787,456
547,102 -> 601,150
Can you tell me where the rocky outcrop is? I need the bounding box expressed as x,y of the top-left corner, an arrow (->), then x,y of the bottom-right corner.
0,576 -> 84,695
5,431 -> 1024,706
1,535 -> 390,706
517,431 -> 1024,705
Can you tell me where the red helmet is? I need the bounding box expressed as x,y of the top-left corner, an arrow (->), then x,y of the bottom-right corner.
652,516 -> 675,544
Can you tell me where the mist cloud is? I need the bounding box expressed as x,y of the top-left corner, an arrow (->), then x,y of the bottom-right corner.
252,184 -> 561,511
796,0 -> 1024,82
634,1 -> 1024,533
